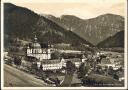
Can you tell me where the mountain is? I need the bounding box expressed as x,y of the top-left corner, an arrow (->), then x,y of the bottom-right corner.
45,14 -> 124,45
4,3 -> 39,39
97,31 -> 124,48
4,3 -> 93,48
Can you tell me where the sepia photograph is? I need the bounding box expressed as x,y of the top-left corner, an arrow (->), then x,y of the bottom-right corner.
1,0 -> 127,89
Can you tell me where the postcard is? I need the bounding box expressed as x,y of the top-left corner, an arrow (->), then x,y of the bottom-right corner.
1,0 -> 127,90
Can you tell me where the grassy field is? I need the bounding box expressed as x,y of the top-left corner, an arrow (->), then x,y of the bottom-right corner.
4,64 -> 47,87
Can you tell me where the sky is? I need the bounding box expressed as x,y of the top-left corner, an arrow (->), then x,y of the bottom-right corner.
3,0 -> 125,19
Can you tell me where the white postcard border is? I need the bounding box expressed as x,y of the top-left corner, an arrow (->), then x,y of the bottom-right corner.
1,0 -> 128,89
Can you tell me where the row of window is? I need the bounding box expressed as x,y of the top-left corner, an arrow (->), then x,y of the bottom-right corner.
27,49 -> 51,54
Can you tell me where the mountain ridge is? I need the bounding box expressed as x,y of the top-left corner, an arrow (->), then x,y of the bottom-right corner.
4,3 -> 93,49
46,13 -> 124,45
4,3 -> 124,49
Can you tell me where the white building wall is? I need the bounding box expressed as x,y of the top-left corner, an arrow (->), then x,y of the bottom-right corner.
41,59 -> 65,71
41,61 -> 81,71
27,48 -> 51,60
27,47 -> 82,71
27,49 -> 31,54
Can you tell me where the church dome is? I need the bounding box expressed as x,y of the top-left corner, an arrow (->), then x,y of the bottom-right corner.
31,42 -> 41,48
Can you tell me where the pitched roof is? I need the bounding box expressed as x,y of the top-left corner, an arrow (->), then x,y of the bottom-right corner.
42,59 -> 61,64
101,58 -> 111,64
65,58 -> 82,62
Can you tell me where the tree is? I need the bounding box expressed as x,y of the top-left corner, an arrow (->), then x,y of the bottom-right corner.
40,64 -> 43,70
14,56 -> 22,66
96,66 -> 104,75
108,66 -> 114,76
113,73 -> 119,80
78,63 -> 90,78
66,61 -> 76,75
31,62 -> 38,74
51,51 -> 61,59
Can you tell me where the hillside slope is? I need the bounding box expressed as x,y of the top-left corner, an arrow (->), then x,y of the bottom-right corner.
46,14 -> 124,45
97,31 -> 124,48
4,3 -> 93,48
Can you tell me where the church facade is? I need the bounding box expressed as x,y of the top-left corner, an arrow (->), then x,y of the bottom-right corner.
26,36 -> 51,61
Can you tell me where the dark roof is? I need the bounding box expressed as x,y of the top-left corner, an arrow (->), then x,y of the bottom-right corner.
65,58 -> 82,62
85,74 -> 121,85
41,59 -> 61,64
28,42 -> 51,48
41,58 -> 82,64
8,51 -> 26,56
40,43 -> 49,48
101,58 -> 111,64
116,70 -> 124,78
